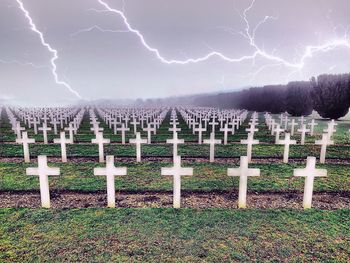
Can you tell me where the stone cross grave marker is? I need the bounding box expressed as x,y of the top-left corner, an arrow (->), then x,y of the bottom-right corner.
129,132 -> 147,162
94,155 -> 127,208
16,131 -> 35,163
294,156 -> 327,209
203,132 -> 221,162
161,155 -> 193,208
277,133 -> 297,163
297,124 -> 310,145
53,131 -> 72,163
315,133 -> 334,164
228,156 -> 260,208
26,156 -> 60,208
240,133 -> 259,163
91,132 -> 110,163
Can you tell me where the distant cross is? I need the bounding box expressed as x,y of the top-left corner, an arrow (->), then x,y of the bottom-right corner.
94,155 -> 127,208
288,119 -> 298,136
161,155 -> 193,208
50,118 -> 60,135
277,133 -> 297,163
323,121 -> 337,140
64,123 -> 75,143
203,132 -> 221,162
91,132 -> 110,163
240,133 -> 259,163
315,133 -> 334,164
308,119 -> 318,136
129,132 -> 147,162
209,119 -> 219,133
166,132 -> 184,161
294,157 -> 327,209
245,124 -> 258,137
16,131 -> 35,163
14,121 -> 25,140
228,156 -> 260,208
297,124 -> 310,145
117,123 -> 129,144
220,123 -> 231,145
194,122 -> 206,144
31,118 -> 40,135
130,118 -> 140,134
143,123 -> 155,144
26,156 -> 60,208
274,124 -> 284,144
53,131 -> 72,163
38,122 -> 52,144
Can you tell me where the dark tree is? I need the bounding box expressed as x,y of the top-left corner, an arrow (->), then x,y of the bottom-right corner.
286,81 -> 313,116
311,74 -> 350,119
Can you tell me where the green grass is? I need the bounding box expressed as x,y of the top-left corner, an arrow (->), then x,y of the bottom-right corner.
0,161 -> 349,192
0,209 -> 349,262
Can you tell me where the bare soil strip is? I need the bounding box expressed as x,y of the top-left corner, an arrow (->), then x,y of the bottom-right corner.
0,190 -> 349,209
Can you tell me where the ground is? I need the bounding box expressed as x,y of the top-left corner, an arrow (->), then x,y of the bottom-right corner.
0,109 -> 349,262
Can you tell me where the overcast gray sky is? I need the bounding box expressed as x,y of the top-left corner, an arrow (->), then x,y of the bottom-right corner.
1,0 -> 350,105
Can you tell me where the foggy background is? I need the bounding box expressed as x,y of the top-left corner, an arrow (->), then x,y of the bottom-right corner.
1,0 -> 350,105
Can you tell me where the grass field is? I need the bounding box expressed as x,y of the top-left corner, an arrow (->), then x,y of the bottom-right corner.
1,209 -> 349,262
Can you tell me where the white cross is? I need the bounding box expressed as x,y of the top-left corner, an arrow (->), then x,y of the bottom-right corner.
209,119 -> 219,133
277,133 -> 297,163
228,156 -> 260,208
53,131 -> 72,162
38,122 -> 52,144
294,157 -> 327,209
203,132 -> 221,162
308,119 -> 318,136
64,123 -> 75,143
315,133 -> 334,164
169,124 -> 181,135
14,121 -> 25,140
129,132 -> 147,162
220,123 -> 231,145
297,124 -> 310,145
26,156 -> 60,208
16,131 -> 35,163
117,123 -> 129,144
50,118 -> 60,135
91,132 -> 110,163
161,155 -> 193,208
245,124 -> 258,137
143,123 -> 155,144
94,155 -> 127,208
31,118 -> 40,135
274,124 -> 284,144
240,133 -> 259,163
194,122 -> 206,144
323,121 -> 337,140
110,119 -> 120,135
288,119 -> 298,136
130,118 -> 140,134
166,132 -> 184,161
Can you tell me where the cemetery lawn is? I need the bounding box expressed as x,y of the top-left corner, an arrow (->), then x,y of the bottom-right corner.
0,208 -> 349,262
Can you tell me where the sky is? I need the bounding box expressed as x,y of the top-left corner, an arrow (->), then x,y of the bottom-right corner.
1,0 -> 350,105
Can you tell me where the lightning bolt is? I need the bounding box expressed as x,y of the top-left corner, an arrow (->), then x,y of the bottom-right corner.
0,59 -> 47,69
15,0 -> 82,99
91,0 -> 350,73
70,25 -> 129,38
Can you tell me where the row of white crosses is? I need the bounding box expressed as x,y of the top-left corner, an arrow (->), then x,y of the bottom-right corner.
9,107 -> 83,144
266,113 -> 337,164
26,154 -> 326,209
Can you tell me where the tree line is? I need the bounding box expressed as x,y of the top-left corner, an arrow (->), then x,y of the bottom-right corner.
192,73 -> 350,119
